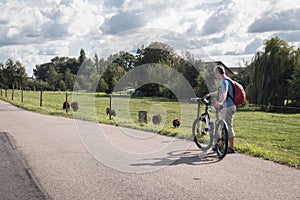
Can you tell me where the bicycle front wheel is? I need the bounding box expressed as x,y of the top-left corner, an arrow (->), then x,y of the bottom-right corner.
192,117 -> 213,151
214,119 -> 229,159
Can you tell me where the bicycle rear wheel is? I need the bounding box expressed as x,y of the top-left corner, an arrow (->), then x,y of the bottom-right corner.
214,119 -> 228,159
192,117 -> 213,151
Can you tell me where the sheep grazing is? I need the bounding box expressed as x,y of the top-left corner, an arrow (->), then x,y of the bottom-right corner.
152,114 -> 162,125
63,101 -> 71,109
71,102 -> 79,112
172,118 -> 180,128
106,108 -> 116,117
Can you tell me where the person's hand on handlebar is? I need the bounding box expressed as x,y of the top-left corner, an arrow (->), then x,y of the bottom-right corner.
204,93 -> 210,99
204,91 -> 218,99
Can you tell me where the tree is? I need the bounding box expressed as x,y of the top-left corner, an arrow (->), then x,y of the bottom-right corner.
73,57 -> 99,92
135,42 -> 177,66
34,62 -> 54,81
46,66 -> 60,90
194,75 -> 208,97
0,62 -> 5,88
134,42 -> 185,96
1,59 -> 28,89
288,48 -> 300,106
93,53 -> 100,73
97,77 -> 108,92
58,80 -> 67,91
78,48 -> 86,65
5,59 -> 17,89
102,64 -> 126,93
15,61 -> 28,89
33,51 -> 82,91
247,37 -> 295,106
31,80 -> 48,91
112,51 -> 136,71
66,57 -> 80,75
64,68 -> 75,90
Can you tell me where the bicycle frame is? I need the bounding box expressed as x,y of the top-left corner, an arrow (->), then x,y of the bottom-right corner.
192,97 -> 212,131
191,97 -> 228,159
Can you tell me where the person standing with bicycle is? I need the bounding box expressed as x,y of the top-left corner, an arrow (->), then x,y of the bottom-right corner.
204,65 -> 236,154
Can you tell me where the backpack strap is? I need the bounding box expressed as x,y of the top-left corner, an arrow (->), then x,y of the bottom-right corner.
225,79 -> 235,101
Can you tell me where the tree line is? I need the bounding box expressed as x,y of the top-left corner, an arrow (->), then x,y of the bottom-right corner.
9,42 -> 207,98
0,37 -> 299,107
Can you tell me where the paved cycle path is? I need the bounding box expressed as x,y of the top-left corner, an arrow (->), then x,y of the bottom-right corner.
0,100 -> 299,199
0,132 -> 48,199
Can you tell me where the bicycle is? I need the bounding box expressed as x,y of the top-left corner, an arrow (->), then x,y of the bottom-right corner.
190,97 -> 229,159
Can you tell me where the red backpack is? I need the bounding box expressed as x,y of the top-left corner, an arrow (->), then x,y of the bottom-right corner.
226,79 -> 246,106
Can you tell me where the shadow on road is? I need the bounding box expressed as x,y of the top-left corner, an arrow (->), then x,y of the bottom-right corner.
131,149 -> 221,168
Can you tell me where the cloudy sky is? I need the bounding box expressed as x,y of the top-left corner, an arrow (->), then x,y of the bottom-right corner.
0,0 -> 299,76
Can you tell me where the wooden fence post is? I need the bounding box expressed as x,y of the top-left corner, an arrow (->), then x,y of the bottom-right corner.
109,93 -> 112,120
40,90 -> 43,107
12,86 -> 14,101
66,92 -> 69,113
21,88 -> 24,103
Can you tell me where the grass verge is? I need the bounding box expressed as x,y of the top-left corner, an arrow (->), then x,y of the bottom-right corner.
1,89 -> 299,169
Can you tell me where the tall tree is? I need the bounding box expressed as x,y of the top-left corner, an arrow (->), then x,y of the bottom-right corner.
2,59 -> 28,89
78,48 -> 86,65
247,37 -> 295,106
0,62 -> 5,88
97,77 -> 108,92
113,51 -> 136,71
74,58 -> 99,91
64,68 -> 75,90
34,62 -> 54,81
135,42 -> 176,66
46,66 -> 60,90
102,64 -> 126,93
5,59 -> 16,89
135,42 -> 182,96
93,53 -> 100,73
15,61 -> 28,89
66,57 -> 80,75
288,48 -> 300,106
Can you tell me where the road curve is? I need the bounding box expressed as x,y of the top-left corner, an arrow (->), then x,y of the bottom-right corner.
0,100 -> 299,200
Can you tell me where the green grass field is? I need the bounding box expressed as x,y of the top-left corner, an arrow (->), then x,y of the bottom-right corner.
1,89 -> 299,169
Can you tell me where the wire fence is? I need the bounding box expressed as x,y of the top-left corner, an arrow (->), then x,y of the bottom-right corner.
0,89 -> 73,113
1,88 -> 300,114
238,102 -> 300,113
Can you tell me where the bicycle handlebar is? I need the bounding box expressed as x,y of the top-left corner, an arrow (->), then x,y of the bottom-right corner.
190,97 -> 209,105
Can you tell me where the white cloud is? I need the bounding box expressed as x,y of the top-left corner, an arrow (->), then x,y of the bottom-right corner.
101,11 -> 146,34
0,0 -> 299,76
248,8 -> 300,32
244,38 -> 265,54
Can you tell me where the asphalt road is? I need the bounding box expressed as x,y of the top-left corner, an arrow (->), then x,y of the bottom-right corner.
0,100 -> 299,200
0,132 -> 48,200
